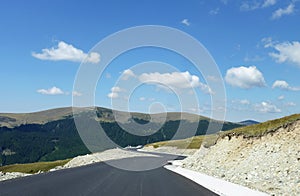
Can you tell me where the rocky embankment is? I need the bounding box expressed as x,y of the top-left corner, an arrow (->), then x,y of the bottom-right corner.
140,146 -> 197,156
55,148 -> 159,170
182,120 -> 300,195
0,172 -> 31,181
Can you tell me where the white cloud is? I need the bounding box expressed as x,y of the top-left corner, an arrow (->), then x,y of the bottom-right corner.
278,95 -> 285,100
285,102 -> 296,107
207,75 -> 220,82
181,19 -> 190,26
37,86 -> 64,95
266,41 -> 300,66
271,3 -> 295,19
121,69 -> 136,80
107,86 -> 124,99
107,92 -> 118,98
120,69 -> 212,94
72,91 -> 82,97
240,0 -> 277,11
139,97 -> 146,101
262,0 -> 277,8
272,80 -> 300,91
254,101 -> 281,113
240,99 -> 250,105
111,86 -> 122,93
240,1 -> 260,11
262,37 -> 275,48
138,71 -> 212,94
225,66 -> 266,89
209,8 -> 220,15
32,41 -> 100,63
139,97 -> 155,102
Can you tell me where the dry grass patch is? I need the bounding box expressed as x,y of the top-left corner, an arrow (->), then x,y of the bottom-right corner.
146,134 -> 219,149
221,114 -> 300,138
0,159 -> 70,174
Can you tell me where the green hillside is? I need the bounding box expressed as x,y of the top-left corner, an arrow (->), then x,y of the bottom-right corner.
0,107 -> 242,166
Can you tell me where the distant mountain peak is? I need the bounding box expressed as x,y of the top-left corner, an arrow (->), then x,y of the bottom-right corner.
238,120 -> 260,126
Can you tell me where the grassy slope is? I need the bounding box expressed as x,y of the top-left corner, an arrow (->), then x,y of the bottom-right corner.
220,113 -> 300,137
0,159 -> 70,174
146,114 -> 300,149
145,134 -> 218,149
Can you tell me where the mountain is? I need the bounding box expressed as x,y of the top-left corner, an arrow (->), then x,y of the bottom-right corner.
0,107 -> 242,166
238,120 -> 260,126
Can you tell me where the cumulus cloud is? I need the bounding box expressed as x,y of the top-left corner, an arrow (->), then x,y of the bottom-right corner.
225,66 -> 266,89
121,69 -> 136,80
181,19 -> 190,26
32,41 -> 100,63
254,101 -> 281,113
272,80 -> 300,91
271,3 -> 295,19
107,86 -> 124,99
138,71 -> 212,94
37,86 -> 64,95
265,41 -> 300,67
139,97 -> 146,101
120,69 -> 212,94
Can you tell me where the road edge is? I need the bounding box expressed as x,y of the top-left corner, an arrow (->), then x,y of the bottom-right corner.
164,163 -> 269,196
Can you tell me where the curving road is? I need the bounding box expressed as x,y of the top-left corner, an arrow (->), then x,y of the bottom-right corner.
0,152 -> 217,196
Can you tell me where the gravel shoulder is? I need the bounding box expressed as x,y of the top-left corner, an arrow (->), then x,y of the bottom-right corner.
0,148 -> 160,181
0,171 -> 31,181
139,146 -> 197,156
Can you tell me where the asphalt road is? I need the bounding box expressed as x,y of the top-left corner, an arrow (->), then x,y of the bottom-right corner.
0,153 -> 218,196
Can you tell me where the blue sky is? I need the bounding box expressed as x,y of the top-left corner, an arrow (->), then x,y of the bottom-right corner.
0,0 -> 299,122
